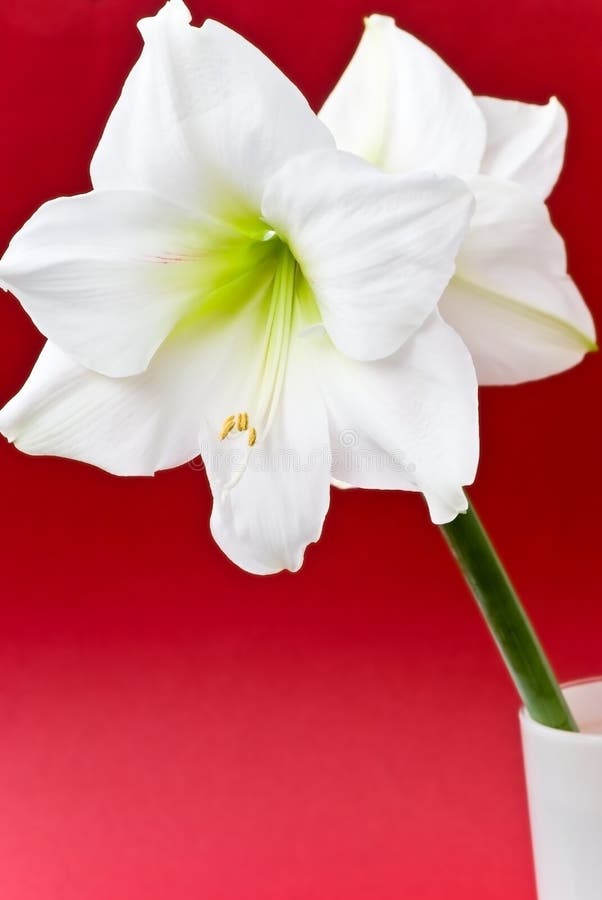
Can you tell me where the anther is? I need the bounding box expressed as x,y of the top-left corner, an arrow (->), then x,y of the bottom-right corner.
237,412 -> 249,432
248,427 -> 257,447
219,415 -> 236,440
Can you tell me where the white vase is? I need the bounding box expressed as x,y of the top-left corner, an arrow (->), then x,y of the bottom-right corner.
521,678 -> 602,900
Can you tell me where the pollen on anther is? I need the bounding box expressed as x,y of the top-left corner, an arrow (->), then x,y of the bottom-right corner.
219,415 -> 236,440
237,412 -> 249,432
248,427 -> 257,447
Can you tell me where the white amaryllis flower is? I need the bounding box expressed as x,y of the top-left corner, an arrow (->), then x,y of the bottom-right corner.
320,15 -> 596,384
0,0 -> 478,574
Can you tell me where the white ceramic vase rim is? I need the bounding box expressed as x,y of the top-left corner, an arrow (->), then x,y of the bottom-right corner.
520,676 -> 602,743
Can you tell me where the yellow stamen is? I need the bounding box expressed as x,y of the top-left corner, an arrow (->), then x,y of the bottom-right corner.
237,412 -> 249,432
219,415 -> 236,440
248,427 -> 257,447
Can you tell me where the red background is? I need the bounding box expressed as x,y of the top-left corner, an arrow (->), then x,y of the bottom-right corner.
0,1 -> 600,897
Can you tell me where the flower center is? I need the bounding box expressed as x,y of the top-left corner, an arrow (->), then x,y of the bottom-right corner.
166,215 -> 319,494
217,239 -> 301,450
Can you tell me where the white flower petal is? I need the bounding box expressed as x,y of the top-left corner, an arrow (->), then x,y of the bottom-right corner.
440,176 -> 596,385
0,189 -> 241,377
91,0 -> 333,215
313,313 -> 479,524
203,339 -> 331,575
262,149 -> 474,361
0,286 -> 267,475
0,341 -> 196,475
319,14 -> 486,179
0,343 -> 201,475
478,96 -> 567,199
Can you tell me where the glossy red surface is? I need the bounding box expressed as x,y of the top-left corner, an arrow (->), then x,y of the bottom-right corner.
0,2 -> 600,897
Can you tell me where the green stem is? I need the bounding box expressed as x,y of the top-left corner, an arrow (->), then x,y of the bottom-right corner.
440,501 -> 577,732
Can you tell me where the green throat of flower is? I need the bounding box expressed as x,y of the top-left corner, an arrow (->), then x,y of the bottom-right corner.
169,217 -> 319,455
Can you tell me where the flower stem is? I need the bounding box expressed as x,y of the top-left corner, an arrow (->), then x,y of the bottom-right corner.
440,501 -> 578,732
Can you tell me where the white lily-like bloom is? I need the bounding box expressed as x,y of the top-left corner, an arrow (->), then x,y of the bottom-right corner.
0,1 -> 479,574
320,14 -> 596,384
